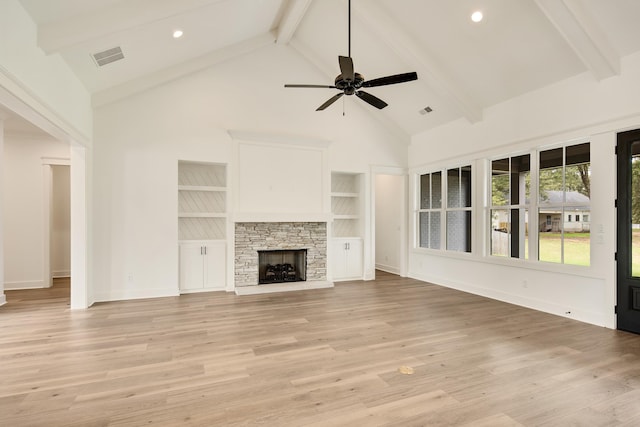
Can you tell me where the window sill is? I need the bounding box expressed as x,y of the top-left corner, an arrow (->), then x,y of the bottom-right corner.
411,247 -> 603,279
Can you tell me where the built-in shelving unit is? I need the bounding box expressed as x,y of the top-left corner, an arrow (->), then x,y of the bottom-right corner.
331,172 -> 364,281
331,172 -> 362,238
178,161 -> 227,292
178,162 -> 227,241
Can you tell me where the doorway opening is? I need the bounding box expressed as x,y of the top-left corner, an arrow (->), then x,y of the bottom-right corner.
373,168 -> 407,278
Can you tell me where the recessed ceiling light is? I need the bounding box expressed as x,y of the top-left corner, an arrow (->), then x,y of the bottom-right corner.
173,29 -> 184,39
471,11 -> 483,23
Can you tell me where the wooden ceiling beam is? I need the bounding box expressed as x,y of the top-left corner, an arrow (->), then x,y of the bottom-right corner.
92,33 -> 274,107
534,0 -> 620,80
275,0 -> 313,45
37,0 -> 226,54
352,1 -> 483,124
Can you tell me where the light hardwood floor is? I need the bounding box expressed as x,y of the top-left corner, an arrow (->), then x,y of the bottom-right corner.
2,273 -> 640,426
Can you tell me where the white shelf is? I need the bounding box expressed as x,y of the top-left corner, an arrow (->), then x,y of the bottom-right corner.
331,192 -> 358,198
333,214 -> 359,220
178,161 -> 227,241
331,172 -> 362,238
179,185 -> 227,192
178,213 -> 227,218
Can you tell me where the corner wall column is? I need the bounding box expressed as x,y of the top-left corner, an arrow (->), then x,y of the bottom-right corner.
70,144 -> 88,309
0,113 -> 6,305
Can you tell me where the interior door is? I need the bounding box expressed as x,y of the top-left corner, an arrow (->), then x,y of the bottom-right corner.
616,129 -> 640,333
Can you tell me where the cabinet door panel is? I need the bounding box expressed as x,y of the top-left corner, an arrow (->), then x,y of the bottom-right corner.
331,240 -> 347,279
345,239 -> 363,278
204,243 -> 226,289
331,238 -> 363,280
180,244 -> 205,290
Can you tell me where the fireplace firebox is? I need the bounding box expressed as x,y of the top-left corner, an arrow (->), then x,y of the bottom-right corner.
258,249 -> 307,284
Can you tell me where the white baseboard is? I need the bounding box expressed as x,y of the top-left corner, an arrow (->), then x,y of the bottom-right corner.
0,293 -> 6,305
408,270 -> 607,328
52,270 -> 71,278
4,280 -> 47,290
93,287 -> 180,303
375,263 -> 400,275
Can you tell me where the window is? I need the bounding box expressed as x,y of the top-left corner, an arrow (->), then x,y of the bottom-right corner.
538,143 -> 590,266
418,165 -> 472,252
490,154 -> 530,259
447,166 -> 472,252
487,141 -> 590,267
418,172 -> 441,249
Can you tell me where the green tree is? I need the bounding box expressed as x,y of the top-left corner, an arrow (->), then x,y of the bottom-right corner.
491,173 -> 509,206
539,163 -> 591,200
632,157 -> 640,224
566,163 -> 590,198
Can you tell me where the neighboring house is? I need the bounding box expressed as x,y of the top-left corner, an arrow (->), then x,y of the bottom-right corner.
491,190 -> 590,234
539,191 -> 590,233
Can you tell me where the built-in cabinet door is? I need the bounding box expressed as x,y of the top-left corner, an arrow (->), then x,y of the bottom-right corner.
203,242 -> 226,289
331,238 -> 363,280
344,238 -> 363,278
179,243 -> 206,291
179,241 -> 226,292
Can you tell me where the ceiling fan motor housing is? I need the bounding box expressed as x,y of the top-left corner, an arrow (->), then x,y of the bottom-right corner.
335,72 -> 364,95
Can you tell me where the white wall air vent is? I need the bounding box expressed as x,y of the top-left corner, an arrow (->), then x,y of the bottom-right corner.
91,47 -> 124,67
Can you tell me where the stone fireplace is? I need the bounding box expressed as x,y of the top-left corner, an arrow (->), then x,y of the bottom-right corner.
234,222 -> 331,294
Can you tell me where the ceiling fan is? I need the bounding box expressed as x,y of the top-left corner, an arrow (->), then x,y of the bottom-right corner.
284,0 -> 418,111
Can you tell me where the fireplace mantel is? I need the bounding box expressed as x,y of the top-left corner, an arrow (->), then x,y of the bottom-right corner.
234,221 -> 333,295
232,212 -> 331,223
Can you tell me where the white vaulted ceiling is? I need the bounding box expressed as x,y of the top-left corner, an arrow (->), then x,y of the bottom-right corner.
17,0 -> 640,136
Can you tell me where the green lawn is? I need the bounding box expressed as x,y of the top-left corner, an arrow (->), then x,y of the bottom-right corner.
633,231 -> 640,276
538,231 -> 640,274
538,232 -> 590,266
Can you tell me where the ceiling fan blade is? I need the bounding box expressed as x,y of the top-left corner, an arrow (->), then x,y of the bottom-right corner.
362,72 -> 418,88
355,91 -> 388,109
338,56 -> 355,82
285,84 -> 337,89
317,93 -> 344,111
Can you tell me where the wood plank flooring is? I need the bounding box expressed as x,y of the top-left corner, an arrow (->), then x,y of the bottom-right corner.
2,273 -> 640,426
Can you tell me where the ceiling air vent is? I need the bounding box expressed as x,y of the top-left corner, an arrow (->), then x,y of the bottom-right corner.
91,47 -> 124,67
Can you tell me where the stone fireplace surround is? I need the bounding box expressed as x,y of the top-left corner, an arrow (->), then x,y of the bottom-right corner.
234,222 -> 333,295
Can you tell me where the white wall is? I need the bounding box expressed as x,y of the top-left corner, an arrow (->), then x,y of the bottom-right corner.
0,0 -> 92,141
408,51 -> 640,329
51,165 -> 70,277
0,118 -> 5,304
3,137 -> 69,289
92,43 -> 408,302
0,0 -> 92,307
375,174 -> 403,274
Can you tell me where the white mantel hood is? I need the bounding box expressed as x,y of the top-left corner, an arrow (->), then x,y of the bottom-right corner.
232,212 -> 332,223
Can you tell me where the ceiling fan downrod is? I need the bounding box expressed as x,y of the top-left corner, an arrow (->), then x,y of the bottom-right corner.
348,0 -> 351,58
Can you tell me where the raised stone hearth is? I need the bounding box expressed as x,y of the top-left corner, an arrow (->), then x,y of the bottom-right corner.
234,222 -> 332,294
